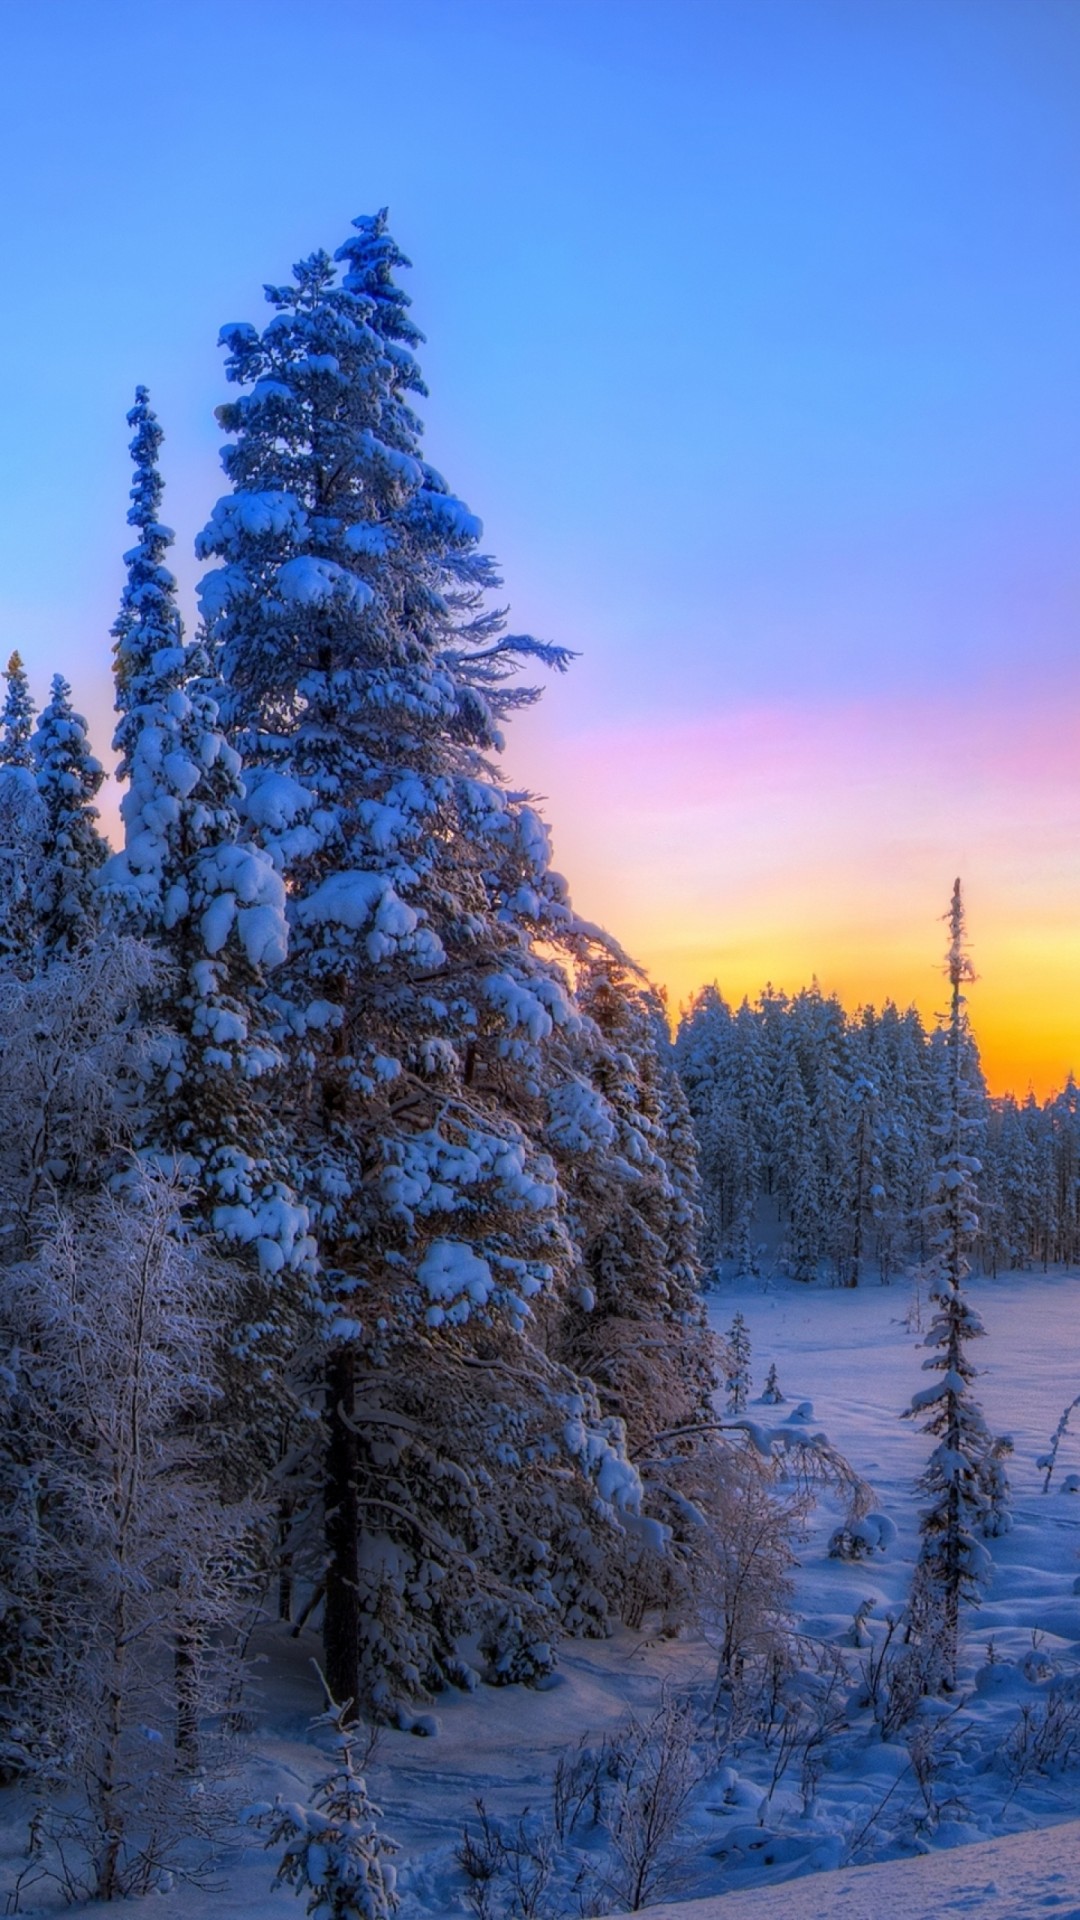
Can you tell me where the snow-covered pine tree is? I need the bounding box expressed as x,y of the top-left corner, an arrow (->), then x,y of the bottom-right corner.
673,985 -> 735,1273
0,653 -> 34,769
104,387 -> 309,1285
553,962 -> 800,1658
729,1002 -> 766,1273
904,879 -> 1007,1689
772,1040 -> 822,1279
725,1311 -> 751,1414
30,674 -> 107,959
196,216 -> 641,1715
559,960 -> 713,1443
840,1070 -> 885,1287
0,653 -> 43,972
102,388 -> 318,1646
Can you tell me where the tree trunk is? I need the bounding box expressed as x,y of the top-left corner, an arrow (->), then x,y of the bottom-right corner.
277,1497 -> 294,1623
323,1344 -> 361,1719
174,1620 -> 200,1768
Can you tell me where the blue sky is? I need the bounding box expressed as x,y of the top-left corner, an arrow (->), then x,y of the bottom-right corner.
3,1 -> 1080,1084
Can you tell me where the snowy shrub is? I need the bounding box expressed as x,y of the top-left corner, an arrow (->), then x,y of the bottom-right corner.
593,1698 -> 706,1914
0,932 -> 158,1251
1000,1687 -> 1080,1804
704,1456 -> 801,1705
827,1510 -> 897,1561
458,1699 -> 705,1919
456,1799 -> 557,1920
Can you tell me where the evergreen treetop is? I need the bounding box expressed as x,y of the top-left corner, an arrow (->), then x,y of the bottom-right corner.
0,654 -> 35,770
103,389 -> 309,1285
30,674 -> 106,958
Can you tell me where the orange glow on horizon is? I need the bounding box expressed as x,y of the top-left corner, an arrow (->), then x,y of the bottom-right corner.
508,686 -> 1080,1104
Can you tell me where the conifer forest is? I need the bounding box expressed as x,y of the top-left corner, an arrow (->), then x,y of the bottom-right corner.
0,212 -> 1078,1920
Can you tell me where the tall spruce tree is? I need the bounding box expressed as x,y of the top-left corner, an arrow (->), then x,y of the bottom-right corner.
196,215 -> 641,1714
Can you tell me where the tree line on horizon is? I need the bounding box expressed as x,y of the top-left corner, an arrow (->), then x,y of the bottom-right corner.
675,970 -> 1080,1284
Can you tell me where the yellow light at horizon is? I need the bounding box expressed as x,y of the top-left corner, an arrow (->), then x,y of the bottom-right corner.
507,687 -> 1080,1104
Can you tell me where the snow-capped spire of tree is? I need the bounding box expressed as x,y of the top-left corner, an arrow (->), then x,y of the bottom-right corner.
103,390 -> 311,1286
197,214 -> 592,1289
111,387 -> 185,783
0,654 -> 35,769
30,674 -> 107,958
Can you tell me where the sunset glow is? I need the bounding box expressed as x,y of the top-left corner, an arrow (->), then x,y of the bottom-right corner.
0,2 -> 1077,1101
509,682 -> 1080,1099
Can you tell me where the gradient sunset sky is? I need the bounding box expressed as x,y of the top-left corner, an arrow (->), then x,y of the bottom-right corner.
3,1 -> 1079,1094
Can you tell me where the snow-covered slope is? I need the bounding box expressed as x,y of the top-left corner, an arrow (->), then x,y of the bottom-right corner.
604,1816 -> 1080,1919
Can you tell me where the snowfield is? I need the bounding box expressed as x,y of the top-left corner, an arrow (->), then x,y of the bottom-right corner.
4,1263 -> 1080,1918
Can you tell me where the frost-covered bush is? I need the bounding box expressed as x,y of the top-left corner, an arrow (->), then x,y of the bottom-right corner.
458,1699 -> 704,1919
705,1456 -> 801,1703
828,1510 -> 897,1562
0,933 -> 156,1251
0,1173 -> 255,1898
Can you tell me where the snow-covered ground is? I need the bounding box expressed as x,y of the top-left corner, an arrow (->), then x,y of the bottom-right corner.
605,1816 -> 1080,1919
3,1265 -> 1079,1917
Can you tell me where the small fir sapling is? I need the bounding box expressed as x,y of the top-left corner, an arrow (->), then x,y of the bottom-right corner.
252,1689 -> 399,1920
980,1434 -> 1015,1537
725,1311 -> 752,1414
761,1361 -> 784,1404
